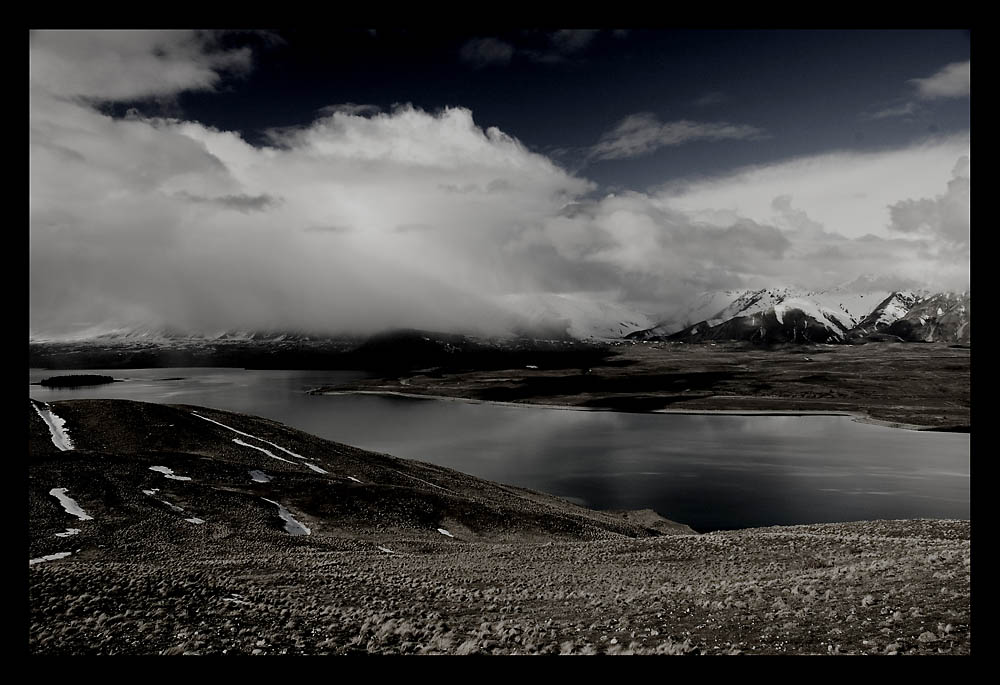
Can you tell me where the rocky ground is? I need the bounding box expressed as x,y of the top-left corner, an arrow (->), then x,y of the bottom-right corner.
29,399 -> 970,655
315,341 -> 971,431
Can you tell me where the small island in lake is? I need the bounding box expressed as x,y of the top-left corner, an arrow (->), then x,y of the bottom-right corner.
38,374 -> 118,388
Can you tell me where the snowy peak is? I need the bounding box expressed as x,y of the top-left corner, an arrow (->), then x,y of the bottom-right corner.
797,290 -> 892,328
632,286 -> 869,342
773,297 -> 854,335
849,291 -> 923,337
707,288 -> 792,327
631,287 -> 791,340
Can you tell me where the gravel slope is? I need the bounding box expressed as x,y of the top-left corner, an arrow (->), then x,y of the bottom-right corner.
28,399 -> 970,655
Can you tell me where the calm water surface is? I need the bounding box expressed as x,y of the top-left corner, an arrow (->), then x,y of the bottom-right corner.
29,368 -> 970,532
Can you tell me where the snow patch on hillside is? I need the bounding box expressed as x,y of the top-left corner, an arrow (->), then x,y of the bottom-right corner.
261,498 -> 311,536
32,401 -> 74,451
49,488 -> 93,520
233,438 -> 295,464
149,466 -> 192,481
193,412 -> 306,460
30,552 -> 73,566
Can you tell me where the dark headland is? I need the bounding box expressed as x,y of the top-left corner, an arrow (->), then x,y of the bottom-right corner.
29,398 -> 970,655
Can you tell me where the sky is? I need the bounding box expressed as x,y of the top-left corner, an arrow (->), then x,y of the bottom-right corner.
29,29 -> 971,336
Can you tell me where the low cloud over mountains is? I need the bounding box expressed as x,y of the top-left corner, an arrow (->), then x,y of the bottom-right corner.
30,31 -> 970,337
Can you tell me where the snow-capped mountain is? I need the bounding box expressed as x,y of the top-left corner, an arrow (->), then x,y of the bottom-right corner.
630,285 -> 869,343
656,301 -> 855,344
630,288 -> 790,340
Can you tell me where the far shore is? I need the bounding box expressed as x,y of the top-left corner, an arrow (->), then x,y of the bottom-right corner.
311,388 -> 963,433
309,342 -> 970,432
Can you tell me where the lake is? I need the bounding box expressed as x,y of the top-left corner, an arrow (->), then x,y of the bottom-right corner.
29,367 -> 970,532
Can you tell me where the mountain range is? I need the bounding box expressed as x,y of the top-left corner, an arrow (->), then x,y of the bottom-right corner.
629,283 -> 970,345
29,280 -> 970,352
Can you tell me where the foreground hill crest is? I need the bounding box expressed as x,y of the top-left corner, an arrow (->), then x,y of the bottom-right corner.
29,399 -> 970,655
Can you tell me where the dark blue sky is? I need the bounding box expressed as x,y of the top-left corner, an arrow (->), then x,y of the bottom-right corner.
157,28 -> 971,192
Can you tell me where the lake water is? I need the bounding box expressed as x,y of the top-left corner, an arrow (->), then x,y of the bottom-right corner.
29,367 -> 970,532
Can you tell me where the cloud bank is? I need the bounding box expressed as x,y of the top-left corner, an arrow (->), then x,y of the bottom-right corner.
30,31 -> 970,337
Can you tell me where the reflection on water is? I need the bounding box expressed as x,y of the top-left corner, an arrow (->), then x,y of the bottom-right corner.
29,368 -> 970,532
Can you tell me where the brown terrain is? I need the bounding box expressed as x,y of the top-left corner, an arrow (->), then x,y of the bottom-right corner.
314,341 -> 971,431
29,398 -> 970,655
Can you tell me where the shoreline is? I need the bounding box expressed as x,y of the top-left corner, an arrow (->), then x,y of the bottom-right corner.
31,342 -> 970,432
311,388 -> 967,433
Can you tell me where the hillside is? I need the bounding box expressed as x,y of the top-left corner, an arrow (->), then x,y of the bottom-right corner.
30,399 -> 673,547
29,399 -> 969,655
